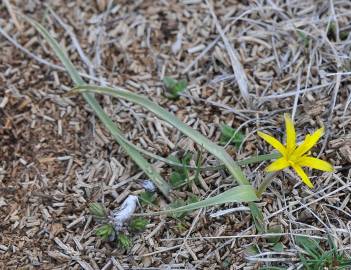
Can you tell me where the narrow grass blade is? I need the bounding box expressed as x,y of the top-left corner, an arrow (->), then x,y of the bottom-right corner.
71,85 -> 253,188
147,185 -> 257,215
24,16 -> 171,197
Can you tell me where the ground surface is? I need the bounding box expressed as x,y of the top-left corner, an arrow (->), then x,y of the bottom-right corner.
1,0 -> 351,269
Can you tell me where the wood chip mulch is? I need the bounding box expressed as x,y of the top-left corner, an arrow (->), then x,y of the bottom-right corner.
1,1 -> 351,269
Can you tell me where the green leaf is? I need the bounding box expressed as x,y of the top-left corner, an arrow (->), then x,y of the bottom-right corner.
169,152 -> 192,189
167,154 -> 181,164
249,203 -> 265,233
266,225 -> 283,244
169,199 -> 187,219
23,16 -> 171,198
163,77 -> 187,99
95,224 -> 114,241
271,242 -> 285,252
152,185 -> 257,216
71,85 -> 253,188
339,259 -> 351,268
296,236 -> 323,259
117,233 -> 132,249
170,171 -> 187,189
129,218 -> 149,232
219,124 -> 244,148
181,152 -> 192,165
177,222 -> 188,232
169,195 -> 200,218
327,22 -> 337,40
163,77 -> 177,89
89,202 -> 107,218
340,31 -> 349,41
139,191 -> 156,205
187,194 -> 199,204
244,244 -> 260,256
297,29 -> 309,47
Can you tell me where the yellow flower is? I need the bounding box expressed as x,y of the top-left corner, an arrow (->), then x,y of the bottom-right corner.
258,114 -> 333,188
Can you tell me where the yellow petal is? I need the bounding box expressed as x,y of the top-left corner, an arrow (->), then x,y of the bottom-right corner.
265,158 -> 290,172
258,131 -> 287,156
284,114 -> 296,154
291,164 -> 314,188
293,127 -> 324,158
297,156 -> 334,172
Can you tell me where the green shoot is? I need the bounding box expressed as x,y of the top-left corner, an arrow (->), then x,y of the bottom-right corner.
89,202 -> 107,219
194,147 -> 203,185
129,218 -> 149,232
95,224 -> 114,241
296,30 -> 309,47
168,152 -> 192,189
139,191 -> 157,206
117,233 -> 132,250
219,124 -> 244,148
175,222 -> 187,233
163,76 -> 187,99
296,235 -> 351,269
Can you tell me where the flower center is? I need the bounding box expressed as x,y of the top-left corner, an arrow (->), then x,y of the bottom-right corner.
287,151 -> 299,163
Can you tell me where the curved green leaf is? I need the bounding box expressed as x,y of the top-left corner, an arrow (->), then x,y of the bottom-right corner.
23,16 -> 171,197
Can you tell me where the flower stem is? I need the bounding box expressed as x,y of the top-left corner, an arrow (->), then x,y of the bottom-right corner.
257,172 -> 279,198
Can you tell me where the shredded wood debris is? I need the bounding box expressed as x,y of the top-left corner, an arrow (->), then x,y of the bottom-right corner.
0,1 -> 350,269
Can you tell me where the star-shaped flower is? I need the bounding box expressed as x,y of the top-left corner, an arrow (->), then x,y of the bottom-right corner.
258,114 -> 333,188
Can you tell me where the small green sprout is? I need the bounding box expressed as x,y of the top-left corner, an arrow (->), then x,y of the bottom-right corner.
296,235 -> 351,269
89,202 -> 107,219
95,224 -> 114,241
326,22 -> 349,41
163,76 -> 187,99
129,218 -> 149,232
139,191 -> 157,205
175,222 -> 187,233
168,152 -> 192,189
219,124 -> 244,148
297,30 -> 309,47
117,233 -> 132,250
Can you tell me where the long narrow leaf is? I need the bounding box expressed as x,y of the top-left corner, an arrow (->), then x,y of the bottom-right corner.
24,16 -> 171,197
72,85 -> 253,188
146,185 -> 257,215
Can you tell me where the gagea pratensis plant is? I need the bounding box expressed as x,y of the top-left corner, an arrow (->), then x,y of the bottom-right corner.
23,17 -> 334,226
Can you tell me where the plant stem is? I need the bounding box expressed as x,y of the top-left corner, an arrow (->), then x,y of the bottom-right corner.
257,172 -> 279,198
